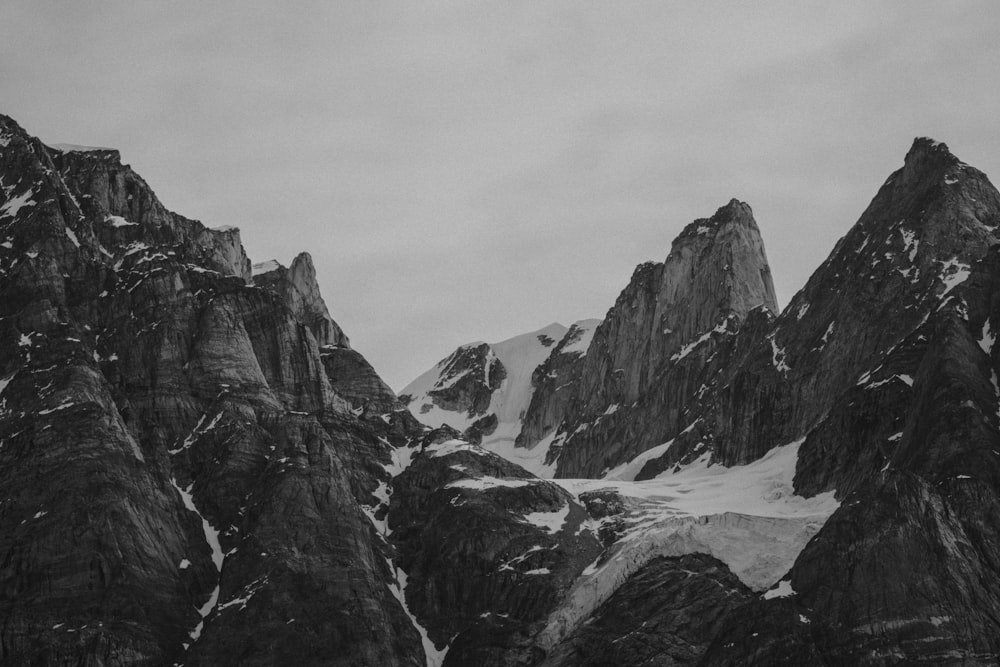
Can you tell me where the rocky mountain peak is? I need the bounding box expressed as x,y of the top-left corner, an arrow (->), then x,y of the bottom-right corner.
900,136 -> 960,184
252,253 -> 350,349
525,200 -> 779,477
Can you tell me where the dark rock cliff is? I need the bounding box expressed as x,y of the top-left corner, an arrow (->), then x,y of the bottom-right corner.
0,116 -> 424,665
546,200 -> 779,477
0,116 -> 620,667
710,137 -> 1000,468
5,112 -> 1000,666
515,320 -> 600,451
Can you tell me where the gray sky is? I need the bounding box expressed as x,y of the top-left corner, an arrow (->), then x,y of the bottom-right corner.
3,1 -> 999,389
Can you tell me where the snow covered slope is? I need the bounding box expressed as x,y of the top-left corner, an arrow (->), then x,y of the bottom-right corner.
401,320 -> 600,476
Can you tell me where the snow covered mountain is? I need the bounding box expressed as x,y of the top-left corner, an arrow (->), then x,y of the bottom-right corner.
4,111 -> 1000,666
400,320 -> 600,476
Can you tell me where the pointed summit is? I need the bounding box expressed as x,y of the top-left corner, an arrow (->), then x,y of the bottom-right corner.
898,136 -> 963,189
544,200 -> 779,477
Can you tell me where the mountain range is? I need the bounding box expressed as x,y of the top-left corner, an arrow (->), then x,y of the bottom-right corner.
2,113 -> 999,665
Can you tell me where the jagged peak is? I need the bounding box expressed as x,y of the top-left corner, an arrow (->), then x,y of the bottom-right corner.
675,198 -> 758,246
714,198 -> 754,220
898,136 -> 962,187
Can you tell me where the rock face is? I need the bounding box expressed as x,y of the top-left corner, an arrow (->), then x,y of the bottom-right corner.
251,253 -> 350,349
400,322 -> 601,477
543,554 -> 753,667
0,115 -> 423,665
542,200 -> 779,477
708,137 -> 1000,469
515,320 -> 601,451
397,138 -> 1000,665
389,430 -> 602,666
5,112 -> 1000,666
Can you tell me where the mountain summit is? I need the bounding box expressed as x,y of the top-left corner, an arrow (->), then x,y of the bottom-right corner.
4,117 -> 1000,665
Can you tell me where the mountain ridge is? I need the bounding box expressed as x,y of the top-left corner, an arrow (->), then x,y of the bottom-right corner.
4,113 -> 1000,665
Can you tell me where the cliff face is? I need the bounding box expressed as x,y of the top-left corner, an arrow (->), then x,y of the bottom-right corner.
399,323 -> 602,477
544,200 -> 778,477
708,137 -> 1000,468
6,112 -> 1000,666
394,138 -> 1000,665
0,116 -> 625,667
0,116 -> 423,665
515,319 -> 601,451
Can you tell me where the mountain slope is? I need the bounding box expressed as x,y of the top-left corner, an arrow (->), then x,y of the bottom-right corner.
540,199 -> 779,477
5,113 -> 1000,665
400,321 -> 600,477
0,115 -> 425,665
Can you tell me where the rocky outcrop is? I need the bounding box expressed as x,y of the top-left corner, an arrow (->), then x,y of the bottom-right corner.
515,320 -> 600,450
545,200 -> 778,477
402,342 -> 505,418
251,253 -> 350,349
389,434 -> 602,666
711,138 -> 1000,467
400,323 -> 582,477
0,115 -> 421,665
6,112 -> 1000,665
543,554 -> 752,667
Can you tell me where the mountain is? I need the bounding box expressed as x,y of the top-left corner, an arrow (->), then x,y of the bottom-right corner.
3,111 -> 1000,666
403,199 -> 780,479
400,320 -> 600,477
0,115 -> 431,665
400,138 -> 1000,664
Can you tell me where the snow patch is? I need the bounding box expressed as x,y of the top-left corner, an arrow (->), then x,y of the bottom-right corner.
0,189 -> 36,219
672,320 -> 729,362
49,143 -> 113,153
523,503 -> 570,534
106,214 -> 138,227
171,478 -> 224,646
900,228 -> 919,262
63,226 -> 80,248
763,579 -> 795,599
252,259 -> 281,275
425,439 -> 484,459
447,476 -> 537,490
402,323 -> 570,477
937,258 -> 971,297
386,561 -> 449,666
769,333 -> 791,374
560,319 -> 601,356
538,441 -> 834,653
980,319 -> 995,355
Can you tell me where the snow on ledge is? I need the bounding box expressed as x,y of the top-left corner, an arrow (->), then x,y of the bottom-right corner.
536,439 -> 839,652
49,143 -> 115,153
251,259 -> 281,275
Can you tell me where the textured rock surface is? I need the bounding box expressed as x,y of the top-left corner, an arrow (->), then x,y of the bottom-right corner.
401,342 -> 506,418
543,554 -> 752,667
6,113 -> 1000,666
400,322 -> 593,477
0,115 -> 423,665
712,138 -> 1000,468
515,320 -> 601,451
388,430 -> 602,665
400,138 -> 1000,665
547,200 -> 778,477
251,252 -> 350,349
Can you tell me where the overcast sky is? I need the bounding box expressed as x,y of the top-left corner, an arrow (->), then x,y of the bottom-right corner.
3,1 -> 999,388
